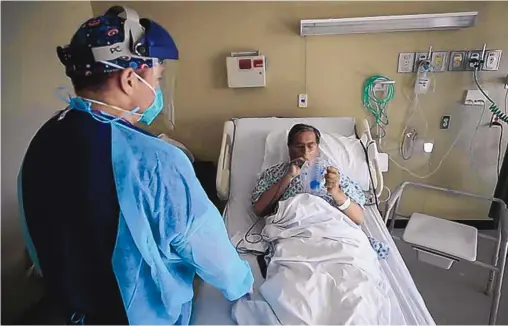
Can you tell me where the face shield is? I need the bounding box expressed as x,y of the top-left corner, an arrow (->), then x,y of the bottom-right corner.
159,59 -> 178,130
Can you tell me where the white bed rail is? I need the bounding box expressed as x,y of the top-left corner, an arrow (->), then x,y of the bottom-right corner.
356,119 -> 384,198
216,120 -> 235,201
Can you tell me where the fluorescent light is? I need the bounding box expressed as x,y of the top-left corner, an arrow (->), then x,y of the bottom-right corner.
300,12 -> 478,36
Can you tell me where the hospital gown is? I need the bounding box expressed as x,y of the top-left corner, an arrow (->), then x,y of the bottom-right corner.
252,158 -> 389,259
252,158 -> 366,207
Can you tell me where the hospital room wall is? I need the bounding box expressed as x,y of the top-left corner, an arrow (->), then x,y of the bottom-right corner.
93,1 -> 508,221
1,1 -> 94,322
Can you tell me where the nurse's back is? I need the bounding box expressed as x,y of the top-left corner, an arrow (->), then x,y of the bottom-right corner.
21,109 -> 128,323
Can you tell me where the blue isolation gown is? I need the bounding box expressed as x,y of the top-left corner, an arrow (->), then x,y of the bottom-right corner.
19,108 -> 253,325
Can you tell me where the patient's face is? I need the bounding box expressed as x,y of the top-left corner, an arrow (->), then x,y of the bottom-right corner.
289,130 -> 319,161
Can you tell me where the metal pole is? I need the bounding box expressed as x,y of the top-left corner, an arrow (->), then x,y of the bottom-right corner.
485,227 -> 502,296
488,240 -> 507,325
388,198 -> 400,234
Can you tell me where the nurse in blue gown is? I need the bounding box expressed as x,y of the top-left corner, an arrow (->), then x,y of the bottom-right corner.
18,6 -> 253,325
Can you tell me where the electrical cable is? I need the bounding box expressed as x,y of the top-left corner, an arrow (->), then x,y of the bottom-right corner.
469,102 -> 487,168
400,128 -> 417,160
379,186 -> 391,204
497,125 -> 503,178
504,88 -> 508,115
235,167 -> 291,256
360,139 -> 381,211
473,69 -> 508,123
382,123 -> 468,179
399,61 -> 431,160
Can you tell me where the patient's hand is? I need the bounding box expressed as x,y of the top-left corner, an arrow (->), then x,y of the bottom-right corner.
325,167 -> 342,195
287,157 -> 305,178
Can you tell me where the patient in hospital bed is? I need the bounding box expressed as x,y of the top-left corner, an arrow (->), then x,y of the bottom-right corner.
252,123 -> 388,258
252,123 -> 365,223
234,124 -> 397,324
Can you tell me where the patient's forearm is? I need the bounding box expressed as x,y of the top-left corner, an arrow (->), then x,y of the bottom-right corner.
332,191 -> 364,225
253,175 -> 293,216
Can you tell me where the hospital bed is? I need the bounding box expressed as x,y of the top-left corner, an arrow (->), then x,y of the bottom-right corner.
191,117 -> 435,325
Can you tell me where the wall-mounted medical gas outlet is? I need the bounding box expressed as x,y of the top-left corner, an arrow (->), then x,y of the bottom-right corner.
464,89 -> 488,105
448,51 -> 467,71
398,52 -> 416,73
298,94 -> 308,108
483,50 -> 502,71
465,50 -> 483,71
414,52 -> 429,72
431,51 -> 449,72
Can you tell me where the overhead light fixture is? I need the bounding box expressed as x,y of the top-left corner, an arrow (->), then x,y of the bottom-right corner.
300,12 -> 478,36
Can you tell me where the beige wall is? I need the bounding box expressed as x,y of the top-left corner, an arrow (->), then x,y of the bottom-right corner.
0,0 -> 505,320
1,1 -> 93,322
93,1 -> 508,220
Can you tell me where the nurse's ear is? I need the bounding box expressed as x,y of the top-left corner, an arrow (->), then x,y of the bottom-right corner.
118,68 -> 137,96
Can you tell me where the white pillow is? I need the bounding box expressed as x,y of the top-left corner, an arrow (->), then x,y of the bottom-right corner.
261,130 -> 370,191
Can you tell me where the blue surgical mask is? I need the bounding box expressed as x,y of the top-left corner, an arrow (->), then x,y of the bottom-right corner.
139,87 -> 164,126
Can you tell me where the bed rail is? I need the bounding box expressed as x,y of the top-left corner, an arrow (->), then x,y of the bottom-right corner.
384,181 -> 508,325
216,120 -> 235,201
356,119 -> 384,198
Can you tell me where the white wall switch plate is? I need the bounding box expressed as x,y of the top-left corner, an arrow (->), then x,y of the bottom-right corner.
298,94 -> 308,108
431,51 -> 449,72
464,89 -> 488,106
398,52 -> 415,73
483,50 -> 502,71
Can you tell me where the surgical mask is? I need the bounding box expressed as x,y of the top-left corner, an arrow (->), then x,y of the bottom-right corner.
63,60 -> 165,126
138,87 -> 164,125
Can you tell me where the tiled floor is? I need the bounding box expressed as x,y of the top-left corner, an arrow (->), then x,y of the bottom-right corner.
14,230 -> 508,325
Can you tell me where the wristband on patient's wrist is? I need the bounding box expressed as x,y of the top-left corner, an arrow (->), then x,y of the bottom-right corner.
338,197 -> 351,211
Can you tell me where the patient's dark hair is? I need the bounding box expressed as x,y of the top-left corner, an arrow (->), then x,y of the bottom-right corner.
287,124 -> 321,146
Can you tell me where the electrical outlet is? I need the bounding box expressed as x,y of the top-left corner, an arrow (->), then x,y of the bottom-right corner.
449,51 -> 467,71
431,51 -> 449,72
464,89 -> 488,106
483,50 -> 502,71
440,115 -> 451,129
298,94 -> 308,108
466,50 -> 483,71
413,52 -> 429,72
397,52 -> 415,73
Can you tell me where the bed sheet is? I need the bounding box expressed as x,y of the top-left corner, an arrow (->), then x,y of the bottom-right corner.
191,117 -> 434,325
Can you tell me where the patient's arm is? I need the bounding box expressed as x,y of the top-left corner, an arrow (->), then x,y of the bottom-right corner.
253,174 -> 293,217
330,189 -> 364,225
325,167 -> 364,225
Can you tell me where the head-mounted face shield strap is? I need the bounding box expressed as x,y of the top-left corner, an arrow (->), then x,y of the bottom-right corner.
91,6 -> 145,62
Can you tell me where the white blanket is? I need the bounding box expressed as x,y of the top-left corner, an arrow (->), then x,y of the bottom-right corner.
233,194 -> 405,325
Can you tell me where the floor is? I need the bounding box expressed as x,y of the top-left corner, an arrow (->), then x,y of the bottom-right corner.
393,229 -> 508,325
14,230 -> 508,325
